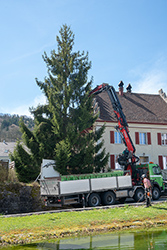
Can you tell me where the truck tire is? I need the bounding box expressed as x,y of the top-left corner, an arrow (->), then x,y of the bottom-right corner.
134,188 -> 144,202
152,187 -> 161,200
88,193 -> 101,207
102,191 -> 116,205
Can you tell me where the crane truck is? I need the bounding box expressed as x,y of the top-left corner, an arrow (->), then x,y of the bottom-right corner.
40,84 -> 167,207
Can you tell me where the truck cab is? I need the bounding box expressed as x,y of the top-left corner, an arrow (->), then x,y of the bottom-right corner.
135,163 -> 165,200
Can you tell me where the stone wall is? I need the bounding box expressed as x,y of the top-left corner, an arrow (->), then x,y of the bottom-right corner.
0,182 -> 46,214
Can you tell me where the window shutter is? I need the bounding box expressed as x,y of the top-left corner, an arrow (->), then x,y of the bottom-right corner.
158,155 -> 163,169
110,155 -> 115,169
135,132 -> 139,144
147,132 -> 151,145
110,131 -> 114,144
157,133 -> 162,145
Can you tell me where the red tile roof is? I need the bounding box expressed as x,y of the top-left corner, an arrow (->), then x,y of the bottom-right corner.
95,91 -> 167,124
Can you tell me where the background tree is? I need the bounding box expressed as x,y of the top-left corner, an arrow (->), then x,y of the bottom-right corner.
11,24 -> 109,182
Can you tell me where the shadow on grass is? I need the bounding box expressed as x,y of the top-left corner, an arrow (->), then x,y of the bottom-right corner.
152,206 -> 167,211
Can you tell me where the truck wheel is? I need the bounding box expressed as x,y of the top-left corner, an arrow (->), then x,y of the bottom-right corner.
102,191 -> 116,205
152,187 -> 161,200
88,193 -> 101,207
134,188 -> 144,202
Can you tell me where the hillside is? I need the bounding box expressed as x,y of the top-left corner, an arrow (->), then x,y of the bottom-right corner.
0,114 -> 34,142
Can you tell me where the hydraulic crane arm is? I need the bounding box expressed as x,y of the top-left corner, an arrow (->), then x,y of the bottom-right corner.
90,83 -> 136,155
90,83 -> 139,177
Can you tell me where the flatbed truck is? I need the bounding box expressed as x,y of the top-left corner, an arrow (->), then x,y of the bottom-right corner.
40,161 -> 167,207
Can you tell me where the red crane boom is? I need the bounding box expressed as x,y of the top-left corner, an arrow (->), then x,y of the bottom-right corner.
90,83 -> 139,178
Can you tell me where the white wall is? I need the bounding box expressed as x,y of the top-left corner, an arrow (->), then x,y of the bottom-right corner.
95,121 -> 167,168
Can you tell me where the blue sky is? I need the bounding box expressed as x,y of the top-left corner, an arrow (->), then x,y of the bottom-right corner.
1,0 -> 167,117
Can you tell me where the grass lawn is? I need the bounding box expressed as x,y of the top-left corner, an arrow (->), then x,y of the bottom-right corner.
0,202 -> 167,245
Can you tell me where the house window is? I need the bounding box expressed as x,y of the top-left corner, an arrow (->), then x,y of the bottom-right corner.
114,131 -> 122,144
110,154 -> 122,169
110,131 -> 123,144
135,132 -> 151,145
139,156 -> 149,163
159,155 -> 167,169
139,132 -> 147,145
157,133 -> 167,146
115,155 -> 122,169
162,133 -> 167,146
163,156 -> 167,169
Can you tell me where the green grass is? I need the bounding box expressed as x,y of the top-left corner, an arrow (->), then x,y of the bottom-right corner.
0,202 -> 167,245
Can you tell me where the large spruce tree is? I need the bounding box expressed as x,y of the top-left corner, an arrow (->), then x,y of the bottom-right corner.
11,25 -> 109,182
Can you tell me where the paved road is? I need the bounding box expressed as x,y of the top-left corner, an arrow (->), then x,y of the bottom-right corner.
2,196 -> 167,218
125,196 -> 167,204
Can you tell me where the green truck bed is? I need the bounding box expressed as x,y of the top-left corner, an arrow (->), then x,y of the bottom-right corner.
61,170 -> 124,181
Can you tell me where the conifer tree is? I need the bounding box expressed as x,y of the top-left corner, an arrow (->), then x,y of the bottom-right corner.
11,25 -> 109,181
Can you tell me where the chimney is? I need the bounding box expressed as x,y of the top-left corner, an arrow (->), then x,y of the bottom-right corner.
159,89 -> 167,103
118,81 -> 124,96
126,83 -> 132,93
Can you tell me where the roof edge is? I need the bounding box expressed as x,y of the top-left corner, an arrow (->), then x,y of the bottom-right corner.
96,119 -> 167,126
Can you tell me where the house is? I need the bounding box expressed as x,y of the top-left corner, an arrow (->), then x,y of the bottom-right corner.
0,141 -> 16,177
94,81 -> 167,170
0,141 -> 16,163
